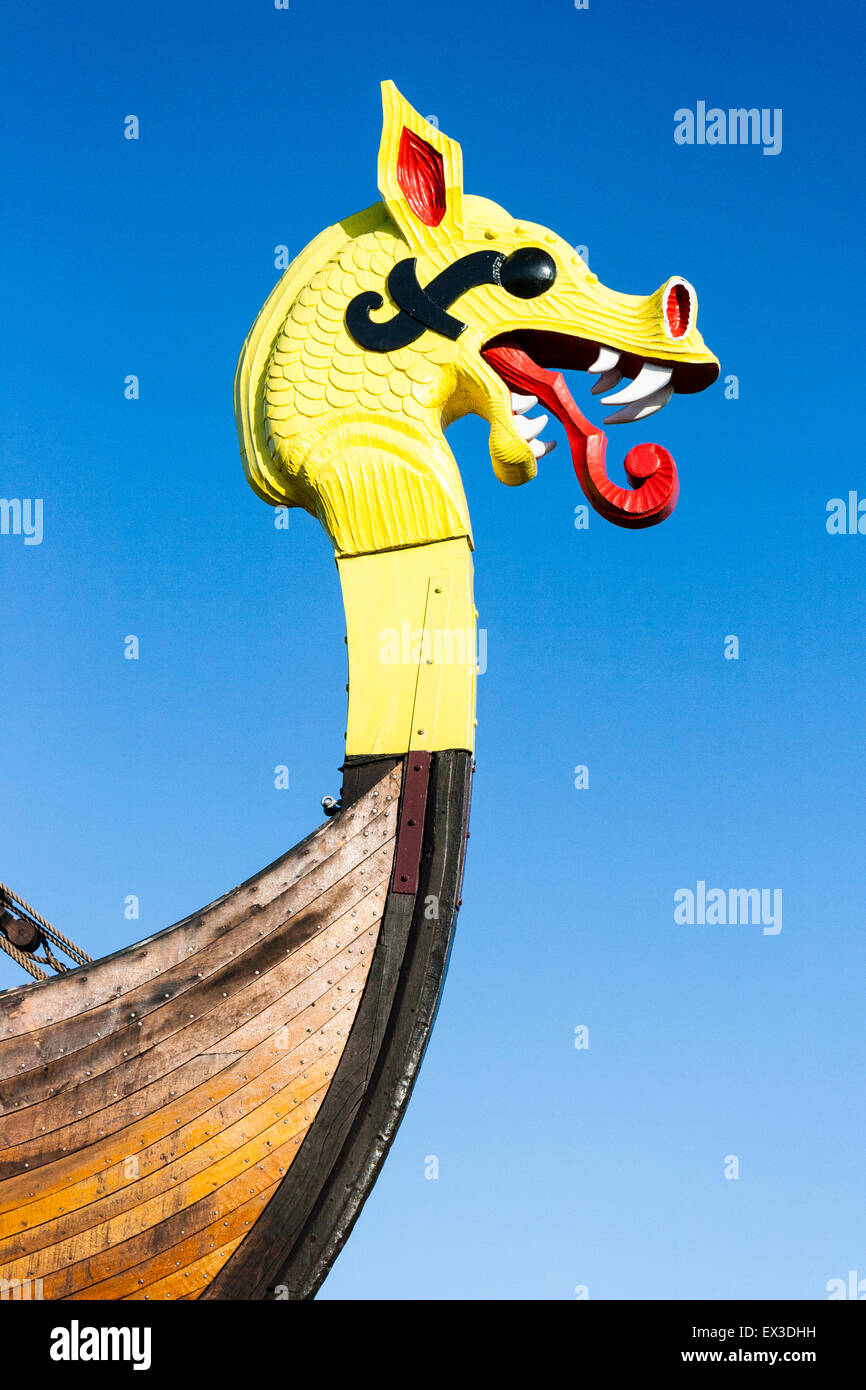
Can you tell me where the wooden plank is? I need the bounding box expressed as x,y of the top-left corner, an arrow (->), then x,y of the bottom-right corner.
0,768 -> 402,1299
204,748 -> 472,1299
38,1134 -> 306,1298
0,793 -> 399,1074
0,907 -> 384,1217
0,885 -> 387,1163
123,1235 -> 247,1302
0,771 -> 401,1041
0,854 -> 392,1134
0,987 -> 366,1260
278,749 -> 472,1299
341,755 -> 400,808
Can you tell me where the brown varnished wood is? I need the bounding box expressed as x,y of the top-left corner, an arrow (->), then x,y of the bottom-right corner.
0,805 -> 397,1082
205,749 -> 473,1299
0,753 -> 474,1300
0,783 -> 393,1044
0,973 -> 369,1221
0,768 -> 401,1299
340,755 -> 401,807
22,1095 -> 328,1297
276,749 -> 473,1298
1,988 -> 368,1262
0,859 -> 393,1144
0,913 -> 382,1211
127,1235 -> 247,1302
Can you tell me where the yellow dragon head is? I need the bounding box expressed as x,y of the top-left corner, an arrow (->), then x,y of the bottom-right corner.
236,80 -> 719,553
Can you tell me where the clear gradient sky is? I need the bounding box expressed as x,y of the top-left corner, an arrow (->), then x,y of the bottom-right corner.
1,0 -> 864,1300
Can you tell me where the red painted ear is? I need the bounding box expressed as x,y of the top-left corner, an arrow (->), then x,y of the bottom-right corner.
397,127 -> 446,227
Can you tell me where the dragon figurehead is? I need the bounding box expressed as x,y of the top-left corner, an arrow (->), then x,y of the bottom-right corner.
236,81 -> 719,761
237,80 -> 718,555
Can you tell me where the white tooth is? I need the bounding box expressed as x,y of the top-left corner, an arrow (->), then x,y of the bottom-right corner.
603,385 -> 673,425
514,412 -> 548,442
591,367 -> 622,395
529,437 -> 557,458
601,362 -> 673,406
587,346 -> 620,373
510,391 -> 538,415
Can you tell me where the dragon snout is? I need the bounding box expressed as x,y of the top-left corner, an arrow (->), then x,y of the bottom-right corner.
480,265 -> 719,527
584,277 -> 714,423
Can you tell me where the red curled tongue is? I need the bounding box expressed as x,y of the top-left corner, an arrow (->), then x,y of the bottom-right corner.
482,342 -> 679,529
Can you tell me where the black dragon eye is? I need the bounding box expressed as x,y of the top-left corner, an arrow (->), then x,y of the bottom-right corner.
498,247 -> 557,299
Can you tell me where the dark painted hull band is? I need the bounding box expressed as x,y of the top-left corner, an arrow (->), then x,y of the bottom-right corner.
204,749 -> 473,1299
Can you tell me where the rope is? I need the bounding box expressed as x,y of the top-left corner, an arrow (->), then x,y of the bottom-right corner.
32,939 -> 69,973
0,932 -> 47,982
0,882 -> 92,967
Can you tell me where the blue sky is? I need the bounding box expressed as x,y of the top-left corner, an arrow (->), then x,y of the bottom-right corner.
1,0 -> 864,1299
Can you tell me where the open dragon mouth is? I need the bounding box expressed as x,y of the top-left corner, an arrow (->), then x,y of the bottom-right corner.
482,330 -> 718,529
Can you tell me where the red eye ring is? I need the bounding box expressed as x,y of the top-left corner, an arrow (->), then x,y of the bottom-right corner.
664,279 -> 692,338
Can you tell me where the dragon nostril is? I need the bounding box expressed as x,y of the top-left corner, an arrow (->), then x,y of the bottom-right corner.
664,281 -> 691,338
499,247 -> 557,299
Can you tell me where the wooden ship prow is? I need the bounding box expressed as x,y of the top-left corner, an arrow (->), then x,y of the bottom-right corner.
0,81 -> 717,1299
0,755 -> 470,1299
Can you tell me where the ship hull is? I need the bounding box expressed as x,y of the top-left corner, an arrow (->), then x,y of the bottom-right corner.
0,752 -> 472,1300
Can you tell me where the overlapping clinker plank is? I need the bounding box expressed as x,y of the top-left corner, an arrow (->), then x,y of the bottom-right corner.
0,797 -> 398,1082
0,907 -> 382,1171
2,1062 -> 326,1285
0,766 -> 402,1299
0,910 -> 380,1215
124,1234 -> 248,1302
0,985 -> 367,1259
0,906 -> 381,1203
0,769 -> 401,1043
26,1079 -> 334,1298
0,850 -> 392,1126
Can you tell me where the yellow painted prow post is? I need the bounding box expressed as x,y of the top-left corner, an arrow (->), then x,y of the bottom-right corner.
234,80 -> 719,760
338,539 -> 477,758
235,83 -> 483,760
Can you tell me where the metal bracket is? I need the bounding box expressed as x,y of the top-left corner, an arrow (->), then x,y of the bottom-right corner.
392,752 -> 432,894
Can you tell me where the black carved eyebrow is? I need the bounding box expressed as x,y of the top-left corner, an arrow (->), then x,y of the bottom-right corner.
346,247 -> 557,352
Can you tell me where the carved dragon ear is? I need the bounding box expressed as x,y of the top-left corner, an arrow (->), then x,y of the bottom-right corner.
377,79 -> 464,250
